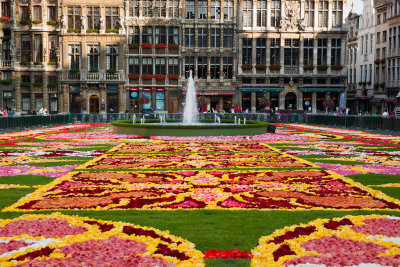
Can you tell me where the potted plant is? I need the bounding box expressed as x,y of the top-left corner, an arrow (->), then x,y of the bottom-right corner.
259,97 -> 271,108
128,74 -> 140,80
270,64 -> 281,70
32,20 -> 42,24
47,82 -> 58,88
303,64 -> 314,71
20,82 -> 30,87
106,69 -> 116,74
317,65 -> 328,71
155,43 -> 167,49
1,79 -> 11,85
47,20 -> 57,25
0,36 -> 11,41
139,96 -> 150,105
374,59 -> 381,64
89,68 -> 99,73
20,20 -> 29,25
141,43 -> 153,49
105,29 -> 118,33
379,82 -> 385,88
86,29 -> 99,33
34,61 -> 43,65
33,82 -> 43,87
0,16 -> 10,21
168,44 -> 179,50
358,81 -> 363,86
331,65 -> 344,71
168,74 -> 179,80
367,81 -> 372,86
75,96 -> 86,107
129,43 -> 140,49
256,64 -> 267,71
48,61 -> 57,65
241,64 -> 252,71
373,83 -> 379,89
20,61 -> 30,66
141,74 -> 153,80
380,58 -> 386,64
322,99 -> 335,112
69,68 -> 79,73
67,29 -> 80,33
154,74 -> 166,80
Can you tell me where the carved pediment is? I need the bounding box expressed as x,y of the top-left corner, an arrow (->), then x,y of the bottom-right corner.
279,0 -> 307,32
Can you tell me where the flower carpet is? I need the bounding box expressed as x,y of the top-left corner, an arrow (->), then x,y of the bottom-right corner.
0,123 -> 400,266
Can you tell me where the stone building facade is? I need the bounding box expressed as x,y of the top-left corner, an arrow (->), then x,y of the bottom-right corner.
1,0 -> 349,115
237,0 -> 348,113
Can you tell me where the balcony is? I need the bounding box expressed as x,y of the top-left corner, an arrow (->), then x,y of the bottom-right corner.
61,70 -> 126,82
284,66 -> 299,75
0,60 -> 14,69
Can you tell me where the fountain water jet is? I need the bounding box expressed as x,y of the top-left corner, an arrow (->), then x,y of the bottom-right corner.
182,70 -> 198,125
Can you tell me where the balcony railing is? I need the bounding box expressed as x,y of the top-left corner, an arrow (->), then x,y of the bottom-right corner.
284,66 -> 299,75
61,70 -> 126,82
1,60 -> 14,68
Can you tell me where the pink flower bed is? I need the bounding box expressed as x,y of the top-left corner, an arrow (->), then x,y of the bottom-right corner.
0,218 -> 88,238
351,218 -> 400,237
0,165 -> 79,177
44,132 -> 139,140
314,163 -> 400,176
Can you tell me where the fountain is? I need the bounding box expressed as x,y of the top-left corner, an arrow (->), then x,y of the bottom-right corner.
111,71 -> 268,137
182,71 -> 198,125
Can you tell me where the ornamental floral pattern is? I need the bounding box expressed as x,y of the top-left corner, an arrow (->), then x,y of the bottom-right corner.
0,213 -> 204,266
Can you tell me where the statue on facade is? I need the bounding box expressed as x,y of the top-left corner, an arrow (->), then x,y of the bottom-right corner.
298,18 -> 307,31
60,15 -> 67,29
118,16 -> 125,33
99,16 -> 104,31
81,15 -> 87,33
279,0 -> 300,31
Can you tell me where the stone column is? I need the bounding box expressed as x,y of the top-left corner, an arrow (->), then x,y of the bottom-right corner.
118,84 -> 126,113
30,73 -> 35,110
327,0 -> 332,29
266,0 -> 271,28
266,38 -> 271,65
299,37 -> 304,74
252,37 -> 257,72
340,37 -> 346,66
238,38 -> 243,74
327,38 -> 332,74
219,96 -> 223,112
62,84 -> 69,113
251,91 -> 256,113
15,75 -> 21,115
43,72 -> 49,110
312,91 -> 317,113
313,37 -> 318,74
314,0 -> 319,29
280,38 -> 285,75
252,0 -> 257,27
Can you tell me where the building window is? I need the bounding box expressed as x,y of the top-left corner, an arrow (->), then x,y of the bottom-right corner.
185,28 -> 195,47
142,57 -> 153,74
155,27 -> 166,44
128,57 -> 139,74
142,0 -> 152,17
168,58 -> 179,74
1,1 -> 10,17
377,14 -> 381,25
155,58 -> 166,74
34,35 -> 43,62
68,6 -> 81,29
210,57 -> 220,79
20,6 -> 29,21
106,7 -> 118,30
271,0 -> 281,27
257,0 -> 267,27
383,30 -> 387,42
156,90 -> 165,110
154,0 -> 166,17
198,0 -> 208,19
48,6 -> 57,21
223,0 -> 234,20
1,39 -> 10,61
243,0 -> 252,27
129,26 -> 140,44
68,44 -> 81,70
211,28 -> 220,48
185,0 -> 195,19
377,32 -> 381,44
317,38 -> 327,65
318,0 -> 328,27
211,0 -> 221,19
168,27 -> 179,45
87,45 -> 99,71
106,45 -> 118,71
332,0 -> 342,27
87,7 -> 100,29
142,26 -> 153,44
33,6 -> 42,21
304,0 -> 314,27
256,38 -> 266,64
370,33 -> 374,53
169,1 -> 179,18
129,1 -> 139,17
22,97 -> 30,111
198,28 -> 208,48
270,38 -> 280,65
284,39 -> 299,66
185,56 -> 195,77
331,38 -> 341,66
21,35 -> 32,62
198,56 -> 207,79
242,38 -> 252,64
223,57 -> 233,79
303,38 -> 313,65
223,28 -> 233,48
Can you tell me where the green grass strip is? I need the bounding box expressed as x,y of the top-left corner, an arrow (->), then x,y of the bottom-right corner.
348,173 -> 400,185
0,175 -> 55,186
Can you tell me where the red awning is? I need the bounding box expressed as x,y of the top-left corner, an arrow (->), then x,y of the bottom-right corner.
182,90 -> 236,96
144,88 -> 152,91
384,99 -> 396,103
129,88 -> 139,91
156,88 -> 165,91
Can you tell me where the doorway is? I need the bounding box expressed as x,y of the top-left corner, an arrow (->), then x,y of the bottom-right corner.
89,95 -> 99,114
285,92 -> 297,110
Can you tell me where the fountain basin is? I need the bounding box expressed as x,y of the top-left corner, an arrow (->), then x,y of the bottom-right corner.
112,119 -> 268,137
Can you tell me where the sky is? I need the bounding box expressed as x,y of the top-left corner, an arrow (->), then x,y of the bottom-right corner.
348,0 -> 364,14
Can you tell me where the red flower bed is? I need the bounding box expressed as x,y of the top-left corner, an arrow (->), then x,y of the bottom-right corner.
203,249 -> 253,259
141,43 -> 153,49
128,43 -> 140,49
0,16 -> 10,21
154,74 -> 166,80
168,74 -> 179,80
128,74 -> 140,80
155,43 -> 167,49
141,74 -> 153,80
168,44 -> 180,50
